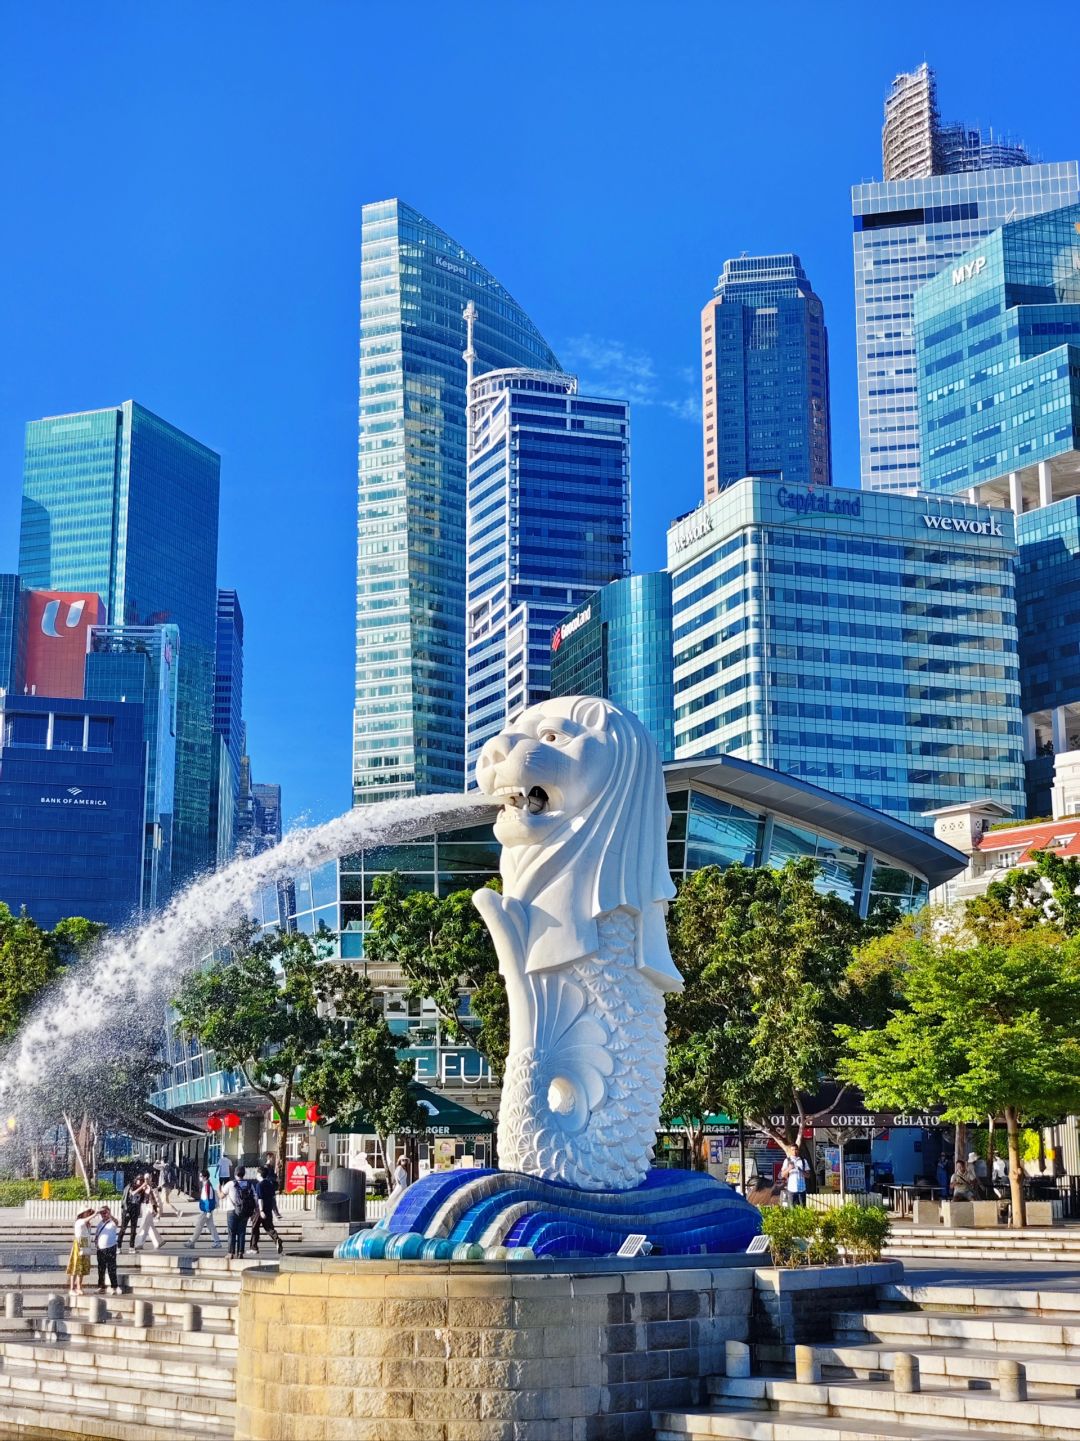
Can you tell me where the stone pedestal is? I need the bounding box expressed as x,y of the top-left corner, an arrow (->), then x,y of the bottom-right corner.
942,1200 -> 974,1227
234,1257 -> 754,1441
912,1199 -> 940,1225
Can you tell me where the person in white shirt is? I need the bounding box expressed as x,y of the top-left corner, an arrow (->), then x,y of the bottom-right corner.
135,1175 -> 163,1250
94,1205 -> 120,1294
216,1152 -> 233,1186
780,1145 -> 809,1207
390,1155 -> 410,1199
185,1169 -> 223,1250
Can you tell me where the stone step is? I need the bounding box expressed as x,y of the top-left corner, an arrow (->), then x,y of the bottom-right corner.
836,1309 -> 1080,1354
656,1409 -> 1023,1439
880,1284 -> 1080,1314
25,1317 -> 237,1353
723,1344 -> 1080,1397
710,1375 -> 1080,1436
0,1336 -> 234,1387
0,1355 -> 236,1418
0,1393 -> 234,1441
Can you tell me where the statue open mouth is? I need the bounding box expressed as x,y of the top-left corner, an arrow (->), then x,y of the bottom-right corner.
497,785 -> 550,815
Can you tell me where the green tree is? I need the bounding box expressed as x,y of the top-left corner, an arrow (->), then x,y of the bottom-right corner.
663,860 -> 867,1161
967,850 -> 1080,938
364,874 -> 509,1079
0,905 -> 62,1042
174,922 -> 417,1184
838,925 -> 1080,1226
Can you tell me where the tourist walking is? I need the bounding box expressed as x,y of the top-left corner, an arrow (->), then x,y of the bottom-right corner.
185,1169 -> 222,1250
94,1204 -> 120,1294
66,1207 -> 95,1296
135,1172 -> 163,1250
780,1145 -> 808,1207
223,1165 -> 257,1259
159,1159 -> 183,1217
118,1173 -> 143,1252
250,1165 -> 284,1255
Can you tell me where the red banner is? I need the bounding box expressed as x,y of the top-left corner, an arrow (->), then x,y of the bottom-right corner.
23,591 -> 104,699
285,1160 -> 315,1194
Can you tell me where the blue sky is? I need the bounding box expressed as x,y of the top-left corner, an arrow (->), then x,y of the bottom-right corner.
1,1 -> 1074,826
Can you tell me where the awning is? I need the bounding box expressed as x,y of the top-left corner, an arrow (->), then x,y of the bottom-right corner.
117,1104 -> 209,1144
331,1083 -> 493,1137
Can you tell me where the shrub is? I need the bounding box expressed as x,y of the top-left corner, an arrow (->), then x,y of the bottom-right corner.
830,1202 -> 891,1262
0,1179 -> 118,1207
759,1204 -> 819,1267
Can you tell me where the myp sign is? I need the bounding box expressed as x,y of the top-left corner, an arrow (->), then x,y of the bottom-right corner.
951,256 -> 987,286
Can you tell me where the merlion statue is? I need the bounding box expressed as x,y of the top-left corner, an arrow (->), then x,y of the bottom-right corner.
473,695 -> 682,1190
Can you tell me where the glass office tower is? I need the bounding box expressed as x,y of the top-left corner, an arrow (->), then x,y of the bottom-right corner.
702,255 -> 831,499
0,694 -> 146,929
464,368 -> 629,774
212,590 -> 244,863
549,572 -> 674,761
20,402 -> 220,883
668,476 -> 1025,829
0,576 -> 22,694
914,204 -> 1080,813
85,624 -> 179,911
856,64 -> 1074,494
355,200 -> 560,805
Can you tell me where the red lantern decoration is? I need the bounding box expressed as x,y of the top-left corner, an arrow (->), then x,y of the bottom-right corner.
206,1114 -> 223,1134
223,1111 -> 241,1130
306,1104 -> 321,1125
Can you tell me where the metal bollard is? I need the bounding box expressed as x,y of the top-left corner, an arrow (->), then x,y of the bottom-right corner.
132,1298 -> 152,1329
44,1294 -> 64,1322
999,1358 -> 1027,1402
894,1353 -> 921,1394
725,1339 -> 751,1378
794,1345 -> 821,1384
182,1302 -> 202,1333
86,1295 -> 107,1324
4,1292 -> 22,1320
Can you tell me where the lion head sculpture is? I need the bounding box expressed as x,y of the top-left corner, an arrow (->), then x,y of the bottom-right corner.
474,696 -> 682,991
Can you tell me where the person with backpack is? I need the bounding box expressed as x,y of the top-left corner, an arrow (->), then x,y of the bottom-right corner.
184,1169 -> 222,1250
250,1164 -> 284,1255
223,1165 -> 257,1258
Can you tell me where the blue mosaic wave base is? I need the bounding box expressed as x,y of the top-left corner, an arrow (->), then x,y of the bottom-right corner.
335,1168 -> 760,1261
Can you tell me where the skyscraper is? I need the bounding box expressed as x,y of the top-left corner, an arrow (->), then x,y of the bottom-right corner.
464,364 -> 630,774
854,64 -> 1076,495
20,402 -> 220,883
668,478 -> 1025,830
549,572 -> 675,762
913,203 -> 1080,814
212,590 -> 244,863
880,63 -> 1031,183
701,255 -> 831,500
354,200 -> 559,805
0,576 -> 23,695
85,623 -> 179,911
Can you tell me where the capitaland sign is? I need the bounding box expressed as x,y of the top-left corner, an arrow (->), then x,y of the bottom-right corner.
671,508 -> 713,553
951,256 -> 987,286
922,512 -> 1004,538
550,605 -> 592,652
777,486 -> 861,519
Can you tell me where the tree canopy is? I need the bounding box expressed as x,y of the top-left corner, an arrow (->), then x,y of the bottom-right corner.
966,850 -> 1080,938
173,922 -> 420,1182
364,874 -> 509,1079
662,859 -> 869,1155
838,923 -> 1080,1225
